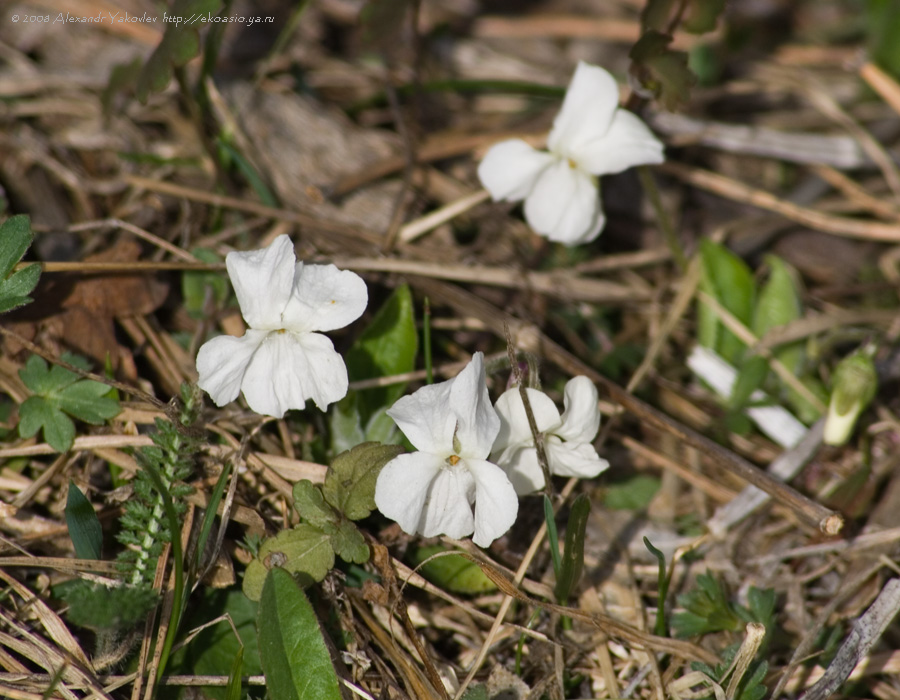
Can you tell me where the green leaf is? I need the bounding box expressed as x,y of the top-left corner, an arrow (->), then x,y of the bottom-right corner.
672,570 -> 743,637
56,381 -> 121,424
867,0 -> 900,79
644,537 -> 669,637
698,240 -> 755,364
364,406 -> 400,444
0,215 -> 33,278
292,480 -> 339,530
258,567 -> 342,700
629,31 -> 696,110
323,442 -> 404,520
0,263 -> 41,314
603,475 -> 660,510
329,394 -> 367,455
754,256 -> 803,374
18,396 -> 76,452
730,356 -> 769,411
345,284 -> 418,419
460,684 -> 489,700
328,519 -> 369,564
410,546 -> 497,595
242,525 -> 335,601
683,0 -> 726,33
555,493 -> 590,605
65,482 -> 102,560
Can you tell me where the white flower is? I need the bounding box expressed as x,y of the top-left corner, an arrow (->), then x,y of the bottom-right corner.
374,352 -> 518,547
477,62 -> 664,245
196,235 -> 367,418
491,376 -> 609,495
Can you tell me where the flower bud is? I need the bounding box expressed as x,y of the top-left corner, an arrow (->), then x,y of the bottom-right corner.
824,347 -> 877,446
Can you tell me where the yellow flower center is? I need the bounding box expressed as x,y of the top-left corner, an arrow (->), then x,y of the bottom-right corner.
448,455 -> 460,466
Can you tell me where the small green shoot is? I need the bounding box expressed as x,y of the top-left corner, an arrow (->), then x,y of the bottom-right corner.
18,353 -> 121,453
672,570 -> 744,637
0,214 -> 41,314
544,494 -> 562,578
410,546 -> 497,594
644,537 -> 669,637
65,482 -> 102,561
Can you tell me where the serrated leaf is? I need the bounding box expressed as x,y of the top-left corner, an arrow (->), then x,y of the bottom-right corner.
18,396 -> 76,452
698,240 -> 755,364
257,568 -> 342,700
65,481 -> 102,560
292,480 -> 338,530
0,263 -> 40,313
328,519 -> 369,564
629,31 -> 696,110
555,493 -> 590,605
56,381 -> 120,424
242,525 -> 335,601
324,442 -> 404,520
411,546 -> 497,595
0,215 -> 33,278
345,284 -> 418,419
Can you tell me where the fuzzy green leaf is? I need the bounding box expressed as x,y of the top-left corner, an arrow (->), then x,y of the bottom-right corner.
242,525 -> 335,601
65,481 -> 102,560
328,519 -> 369,564
324,442 -> 404,520
292,480 -> 338,530
257,568 -> 342,700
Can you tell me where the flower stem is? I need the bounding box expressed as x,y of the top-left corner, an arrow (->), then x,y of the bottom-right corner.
639,166 -> 687,272
423,296 -> 433,384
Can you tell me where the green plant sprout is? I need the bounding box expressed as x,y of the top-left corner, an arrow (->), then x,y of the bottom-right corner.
18,353 -> 121,453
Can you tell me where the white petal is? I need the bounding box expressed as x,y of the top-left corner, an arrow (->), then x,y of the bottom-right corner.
555,376 -> 601,443
577,110 -> 665,176
196,330 -> 267,407
281,263 -> 368,333
545,439 -> 609,479
524,161 -> 605,245
492,387 -> 562,454
548,62 -> 620,159
467,459 -> 519,547
226,235 -> 295,330
375,453 -> 443,536
241,331 -> 348,417
387,381 -> 456,455
419,466 -> 476,540
451,352 -> 500,459
478,140 -> 555,202
495,445 -> 546,495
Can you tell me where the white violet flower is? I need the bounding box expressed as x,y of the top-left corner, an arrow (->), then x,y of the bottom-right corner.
374,352 -> 518,547
478,61 -> 664,245
196,234 -> 367,418
491,376 -> 609,495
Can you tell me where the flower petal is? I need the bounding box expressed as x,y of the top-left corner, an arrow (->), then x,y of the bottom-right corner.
478,140 -> 555,202
494,445 -> 546,495
375,452 -> 444,536
555,376 -> 601,443
467,459 -> 519,547
281,263 -> 368,333
451,352 -> 500,459
577,110 -> 665,176
545,438 -> 609,479
241,331 -> 348,416
524,161 -> 605,244
418,465 -> 477,540
387,380 -> 456,455
492,387 -> 561,454
226,235 -> 295,330
196,330 -> 267,407
547,62 -> 620,159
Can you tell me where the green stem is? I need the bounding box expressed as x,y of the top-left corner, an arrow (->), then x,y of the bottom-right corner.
423,296 -> 433,384
639,166 -> 687,272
